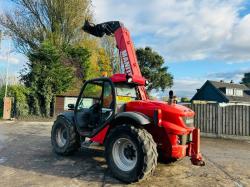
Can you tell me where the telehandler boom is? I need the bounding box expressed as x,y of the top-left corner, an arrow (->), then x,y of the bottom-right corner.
51,20 -> 205,183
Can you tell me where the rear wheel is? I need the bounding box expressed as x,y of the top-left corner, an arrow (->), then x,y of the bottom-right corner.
105,124 -> 158,183
51,117 -> 80,155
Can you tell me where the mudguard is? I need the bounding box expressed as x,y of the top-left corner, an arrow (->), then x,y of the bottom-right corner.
57,111 -> 75,126
112,112 -> 151,126
90,112 -> 151,144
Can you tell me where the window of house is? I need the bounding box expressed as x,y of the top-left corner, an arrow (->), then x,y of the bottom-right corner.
234,89 -> 243,96
226,89 -> 233,96
226,88 -> 243,96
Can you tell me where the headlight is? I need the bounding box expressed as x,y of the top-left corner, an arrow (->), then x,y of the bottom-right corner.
127,77 -> 133,83
182,117 -> 194,127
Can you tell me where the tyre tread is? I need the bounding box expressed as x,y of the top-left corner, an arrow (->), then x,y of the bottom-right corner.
51,117 -> 79,156
105,124 -> 158,183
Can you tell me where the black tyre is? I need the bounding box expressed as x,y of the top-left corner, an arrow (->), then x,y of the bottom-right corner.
51,117 -> 80,155
105,124 -> 158,183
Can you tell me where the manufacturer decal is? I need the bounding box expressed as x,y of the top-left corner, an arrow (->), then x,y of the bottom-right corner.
121,50 -> 132,75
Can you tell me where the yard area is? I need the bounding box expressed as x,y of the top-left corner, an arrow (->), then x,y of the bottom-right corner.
0,121 -> 249,187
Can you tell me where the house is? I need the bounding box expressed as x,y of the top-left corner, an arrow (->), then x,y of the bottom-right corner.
191,80 -> 250,104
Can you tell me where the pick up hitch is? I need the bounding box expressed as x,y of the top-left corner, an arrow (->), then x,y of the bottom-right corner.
191,156 -> 205,166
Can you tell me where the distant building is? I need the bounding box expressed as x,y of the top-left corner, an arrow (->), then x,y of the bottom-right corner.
191,80 -> 250,104
55,90 -> 79,115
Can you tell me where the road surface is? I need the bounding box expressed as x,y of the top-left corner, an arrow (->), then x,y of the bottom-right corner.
0,121 -> 249,187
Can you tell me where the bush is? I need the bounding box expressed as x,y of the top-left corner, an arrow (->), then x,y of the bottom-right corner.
0,84 -> 30,118
0,86 -> 5,118
181,97 -> 191,103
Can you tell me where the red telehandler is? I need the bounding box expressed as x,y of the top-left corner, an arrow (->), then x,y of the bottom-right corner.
51,21 -> 205,183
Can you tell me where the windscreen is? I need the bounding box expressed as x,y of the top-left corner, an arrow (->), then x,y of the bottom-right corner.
115,83 -> 137,105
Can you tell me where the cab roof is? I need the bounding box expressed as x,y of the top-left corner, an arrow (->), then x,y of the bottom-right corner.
110,74 -> 146,86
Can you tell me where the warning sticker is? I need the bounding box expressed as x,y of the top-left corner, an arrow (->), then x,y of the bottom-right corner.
116,96 -> 132,103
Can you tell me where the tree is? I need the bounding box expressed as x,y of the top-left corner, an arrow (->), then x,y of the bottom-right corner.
0,74 -> 5,88
64,45 -> 91,81
101,35 -> 120,74
136,47 -> 173,91
181,97 -> 190,103
21,41 -> 75,117
81,38 -> 113,79
7,85 -> 30,117
97,48 -> 113,76
242,72 -> 250,88
0,84 -> 29,118
0,0 -> 92,53
0,0 -> 97,117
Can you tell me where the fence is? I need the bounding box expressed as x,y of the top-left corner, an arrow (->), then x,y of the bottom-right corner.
184,103 -> 250,137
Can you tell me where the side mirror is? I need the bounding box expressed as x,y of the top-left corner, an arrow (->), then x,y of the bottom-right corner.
68,104 -> 75,110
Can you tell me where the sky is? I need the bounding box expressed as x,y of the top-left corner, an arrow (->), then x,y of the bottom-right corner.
0,0 -> 27,81
1,0 -> 250,98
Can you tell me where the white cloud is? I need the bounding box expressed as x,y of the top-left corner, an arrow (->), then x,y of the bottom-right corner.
92,0 -> 250,62
171,78 -> 205,98
153,68 -> 249,98
0,54 -> 19,64
173,68 -> 250,98
151,78 -> 205,98
206,68 -> 250,82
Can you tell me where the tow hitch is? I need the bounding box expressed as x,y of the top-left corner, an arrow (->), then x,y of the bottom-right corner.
189,128 -> 205,166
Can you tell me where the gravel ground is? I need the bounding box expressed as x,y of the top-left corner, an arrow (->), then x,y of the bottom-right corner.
0,121 -> 249,187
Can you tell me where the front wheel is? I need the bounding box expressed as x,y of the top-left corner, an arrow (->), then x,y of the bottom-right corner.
51,117 -> 80,155
105,124 -> 158,183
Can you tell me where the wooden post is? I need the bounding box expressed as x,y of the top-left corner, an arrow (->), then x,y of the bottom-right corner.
217,104 -> 221,136
3,97 -> 11,120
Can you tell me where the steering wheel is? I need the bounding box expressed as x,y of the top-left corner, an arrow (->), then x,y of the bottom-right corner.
89,102 -> 101,113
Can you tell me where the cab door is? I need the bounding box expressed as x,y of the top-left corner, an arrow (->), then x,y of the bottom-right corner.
74,80 -> 103,130
101,81 -> 115,124
74,78 -> 116,134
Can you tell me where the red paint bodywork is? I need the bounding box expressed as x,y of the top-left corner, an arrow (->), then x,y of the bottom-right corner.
89,21 -> 204,165
110,74 -> 146,86
90,125 -> 109,144
114,28 -> 142,77
90,99 -> 203,162
114,27 -> 148,100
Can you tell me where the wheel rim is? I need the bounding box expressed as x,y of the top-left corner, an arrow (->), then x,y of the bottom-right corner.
112,138 -> 138,172
56,124 -> 67,147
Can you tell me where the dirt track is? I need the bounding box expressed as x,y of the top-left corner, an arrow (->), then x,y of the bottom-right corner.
0,121 -> 249,187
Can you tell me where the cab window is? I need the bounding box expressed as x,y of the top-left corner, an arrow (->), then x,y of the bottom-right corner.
102,81 -> 113,109
78,82 -> 102,110
115,83 -> 138,106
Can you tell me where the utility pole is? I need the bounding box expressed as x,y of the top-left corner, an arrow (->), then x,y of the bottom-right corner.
4,39 -> 11,98
1,31 -> 12,120
0,30 -> 2,46
0,31 -> 11,97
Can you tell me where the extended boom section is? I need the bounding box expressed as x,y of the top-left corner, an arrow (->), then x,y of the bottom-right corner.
83,21 -> 148,99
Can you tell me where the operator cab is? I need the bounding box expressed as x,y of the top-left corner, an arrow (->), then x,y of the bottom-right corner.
74,78 -> 115,133
74,77 -> 139,135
